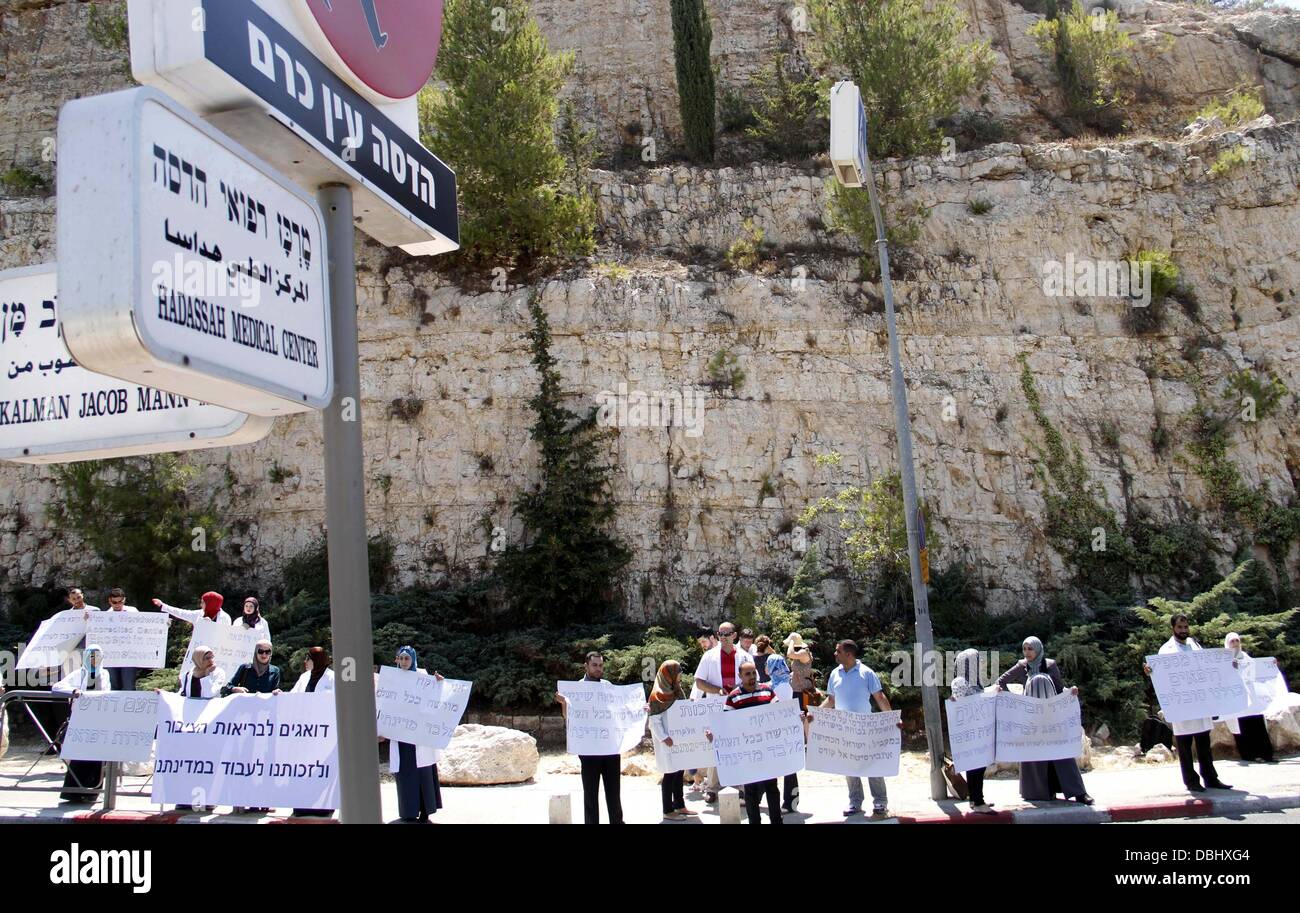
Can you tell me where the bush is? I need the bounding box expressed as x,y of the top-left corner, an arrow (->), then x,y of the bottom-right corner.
1029,1 -> 1133,134
745,54 -> 826,158
1126,248 -> 1178,304
419,0 -> 595,265
1194,87 -> 1265,128
670,0 -> 717,162
807,0 -> 993,159
1208,145 -> 1252,178
725,219 -> 765,270
278,534 -> 396,601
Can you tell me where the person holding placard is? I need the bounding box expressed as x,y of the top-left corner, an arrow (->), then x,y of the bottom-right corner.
693,622 -> 753,804
764,649 -> 801,813
382,646 -> 444,823
155,591 -> 231,627
52,643 -> 111,803
709,660 -> 783,825
290,647 -> 335,694
1142,614 -> 1232,794
1221,633 -> 1276,764
824,639 -> 897,818
647,660 -> 694,820
96,588 -> 140,692
948,648 -> 996,815
555,651 -> 624,824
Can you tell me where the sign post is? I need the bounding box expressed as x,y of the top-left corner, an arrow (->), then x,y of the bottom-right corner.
831,80 -> 947,801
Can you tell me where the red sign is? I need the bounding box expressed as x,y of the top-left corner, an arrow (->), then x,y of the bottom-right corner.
299,0 -> 443,101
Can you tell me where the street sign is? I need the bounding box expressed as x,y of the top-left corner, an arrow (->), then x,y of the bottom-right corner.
57,87 -> 333,416
293,0 -> 445,103
0,264 -> 272,464
830,80 -> 868,188
128,0 -> 458,255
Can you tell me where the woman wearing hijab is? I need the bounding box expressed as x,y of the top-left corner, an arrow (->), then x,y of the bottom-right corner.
154,591 -> 230,627
996,637 -> 1093,804
290,647 -> 335,693
222,640 -> 281,696
646,660 -> 695,820
233,596 -> 270,640
1222,633 -> 1276,763
784,633 -> 815,710
949,648 -> 996,814
174,646 -> 227,699
52,644 -> 112,803
380,646 -> 444,822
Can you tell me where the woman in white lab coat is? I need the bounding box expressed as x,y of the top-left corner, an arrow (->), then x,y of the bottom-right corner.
232,596 -> 271,640
174,646 -> 228,699
52,644 -> 112,802
290,646 -> 335,694
380,646 -> 443,823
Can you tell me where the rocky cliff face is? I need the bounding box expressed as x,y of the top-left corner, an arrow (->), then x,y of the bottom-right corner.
1,0 -> 1297,619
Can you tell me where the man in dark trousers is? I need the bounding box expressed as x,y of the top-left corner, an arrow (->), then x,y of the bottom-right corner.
1144,614 -> 1233,794
555,651 -> 623,824
709,660 -> 783,824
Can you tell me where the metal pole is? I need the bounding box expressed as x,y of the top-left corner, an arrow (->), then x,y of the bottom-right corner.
862,159 -> 949,802
318,183 -> 383,823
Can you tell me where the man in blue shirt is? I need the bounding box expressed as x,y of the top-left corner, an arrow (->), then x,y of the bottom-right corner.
824,639 -> 897,818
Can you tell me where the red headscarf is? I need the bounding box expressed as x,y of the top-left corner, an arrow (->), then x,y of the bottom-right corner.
200,592 -> 224,620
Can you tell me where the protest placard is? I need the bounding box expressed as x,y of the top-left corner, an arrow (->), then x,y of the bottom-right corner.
649,700 -> 721,773
60,691 -> 159,762
945,692 -> 998,773
375,667 -> 472,750
1242,657 -> 1288,712
557,681 -> 647,756
180,620 -> 268,680
806,706 -> 901,777
86,612 -> 169,668
153,692 -> 338,809
710,699 -> 805,787
16,610 -> 85,670
1147,648 -> 1250,723
994,691 -> 1083,763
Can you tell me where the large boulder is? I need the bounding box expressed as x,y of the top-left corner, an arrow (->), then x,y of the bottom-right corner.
1266,692 -> 1300,752
1210,720 -> 1238,755
438,725 -> 539,786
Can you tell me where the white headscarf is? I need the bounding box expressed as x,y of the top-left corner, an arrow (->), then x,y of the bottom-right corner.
951,648 -> 984,699
1223,632 -> 1247,660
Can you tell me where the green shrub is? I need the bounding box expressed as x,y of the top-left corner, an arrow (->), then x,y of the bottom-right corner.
719,87 -> 758,134
1225,369 -> 1288,421
670,0 -> 717,162
745,54 -> 826,158
1,166 -> 49,194
705,347 -> 745,391
1208,145 -> 1252,178
1126,249 -> 1178,304
725,219 -> 765,270
278,534 -> 396,601
1194,87 -> 1265,128
1029,1 -> 1133,133
806,0 -> 993,159
419,0 -> 595,265
967,197 -> 993,215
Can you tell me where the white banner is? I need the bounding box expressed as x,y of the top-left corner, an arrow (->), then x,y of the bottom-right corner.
806,706 -> 901,778
945,692 -> 998,773
86,612 -> 169,668
1147,649 -> 1251,723
557,681 -> 647,756
1242,657 -> 1288,712
649,700 -> 722,773
994,691 -> 1083,763
710,699 -> 805,788
60,691 -> 159,762
375,667 -> 472,750
153,692 -> 338,809
16,610 -> 85,670
181,620 -> 267,681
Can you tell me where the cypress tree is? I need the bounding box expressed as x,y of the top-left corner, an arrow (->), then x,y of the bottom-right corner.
670,0 -> 717,162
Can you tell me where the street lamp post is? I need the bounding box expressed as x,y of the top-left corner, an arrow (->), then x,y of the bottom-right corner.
830,81 -> 949,801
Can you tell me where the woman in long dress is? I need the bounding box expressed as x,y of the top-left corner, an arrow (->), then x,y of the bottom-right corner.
382,646 -> 444,823
52,644 -> 112,803
995,636 -> 1094,805
1222,633 -> 1276,763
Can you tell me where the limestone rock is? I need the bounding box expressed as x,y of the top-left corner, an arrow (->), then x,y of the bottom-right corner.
1265,692 -> 1300,752
1144,744 -> 1175,763
438,725 -> 539,786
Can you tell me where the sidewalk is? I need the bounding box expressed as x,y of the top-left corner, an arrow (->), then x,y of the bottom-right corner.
2,750 -> 1296,824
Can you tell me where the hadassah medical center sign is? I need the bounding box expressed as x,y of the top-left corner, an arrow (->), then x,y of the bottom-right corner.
0,264 -> 270,463
57,87 -> 332,417
127,0 -> 457,256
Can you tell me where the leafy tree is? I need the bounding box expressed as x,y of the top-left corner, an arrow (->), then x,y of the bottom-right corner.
806,0 -> 993,159
420,0 -> 595,265
1029,1 -> 1133,133
45,455 -> 230,605
745,53 -> 827,158
670,0 -> 717,161
495,294 -> 631,624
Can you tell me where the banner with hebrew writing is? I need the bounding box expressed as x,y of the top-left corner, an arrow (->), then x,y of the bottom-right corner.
650,700 -> 722,773
805,706 -> 901,777
375,666 -> 472,749
993,691 -> 1082,763
86,611 -> 169,668
153,692 -> 338,809
61,692 -> 160,762
710,699 -> 805,787
945,692 -> 997,773
557,680 -> 647,756
16,610 -> 86,670
1147,649 -> 1250,723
